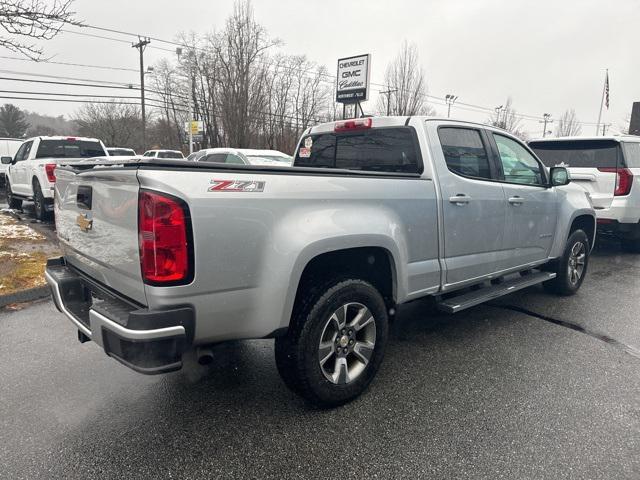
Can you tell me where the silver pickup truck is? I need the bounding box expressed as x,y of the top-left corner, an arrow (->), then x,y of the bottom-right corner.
45,116 -> 595,407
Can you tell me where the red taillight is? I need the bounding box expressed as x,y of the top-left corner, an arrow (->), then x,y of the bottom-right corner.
598,167 -> 634,196
45,163 -> 56,183
138,190 -> 192,285
334,117 -> 372,132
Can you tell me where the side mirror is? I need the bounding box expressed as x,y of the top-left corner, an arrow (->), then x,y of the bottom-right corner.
1,156 -> 12,165
549,167 -> 570,187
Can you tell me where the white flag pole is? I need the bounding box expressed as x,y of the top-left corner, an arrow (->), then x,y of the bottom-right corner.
595,69 -> 607,135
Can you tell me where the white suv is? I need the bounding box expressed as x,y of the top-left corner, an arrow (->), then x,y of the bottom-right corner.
530,136 -> 640,251
3,136 -> 107,220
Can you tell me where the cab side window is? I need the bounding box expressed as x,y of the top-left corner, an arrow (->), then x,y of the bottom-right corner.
493,134 -> 544,185
15,141 -> 33,161
438,127 -> 491,179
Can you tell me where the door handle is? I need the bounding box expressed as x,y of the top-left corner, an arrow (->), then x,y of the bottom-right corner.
449,194 -> 471,205
508,196 -> 524,205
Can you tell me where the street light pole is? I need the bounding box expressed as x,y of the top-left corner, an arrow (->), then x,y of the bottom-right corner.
495,105 -> 504,128
176,47 -> 194,154
445,94 -> 458,118
133,37 -> 151,152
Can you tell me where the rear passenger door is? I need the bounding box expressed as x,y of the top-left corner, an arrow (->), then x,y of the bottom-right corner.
490,133 -> 558,268
435,126 -> 507,285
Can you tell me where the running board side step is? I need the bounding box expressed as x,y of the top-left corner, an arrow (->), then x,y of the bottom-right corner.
436,271 -> 556,314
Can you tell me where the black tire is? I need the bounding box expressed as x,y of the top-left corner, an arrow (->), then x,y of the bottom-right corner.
32,180 -> 49,221
275,278 -> 389,408
5,179 -> 22,210
543,229 -> 590,296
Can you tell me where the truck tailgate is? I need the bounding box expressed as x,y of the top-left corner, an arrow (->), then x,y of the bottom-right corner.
54,166 -> 146,305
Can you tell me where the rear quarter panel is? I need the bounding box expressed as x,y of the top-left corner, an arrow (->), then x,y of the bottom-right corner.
138,167 -> 439,344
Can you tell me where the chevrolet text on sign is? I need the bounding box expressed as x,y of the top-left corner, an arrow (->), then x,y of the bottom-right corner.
336,54 -> 371,103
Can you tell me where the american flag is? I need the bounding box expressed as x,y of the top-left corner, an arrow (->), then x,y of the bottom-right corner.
604,71 -> 610,109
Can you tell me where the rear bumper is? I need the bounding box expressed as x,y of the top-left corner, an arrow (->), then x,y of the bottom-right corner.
45,257 -> 194,374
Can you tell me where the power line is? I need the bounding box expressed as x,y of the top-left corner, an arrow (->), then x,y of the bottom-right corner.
11,23 -> 606,130
0,69 -> 138,87
0,55 -> 139,73
0,75 -> 139,90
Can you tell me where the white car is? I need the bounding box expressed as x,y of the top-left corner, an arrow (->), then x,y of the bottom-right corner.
0,138 -> 23,188
107,147 -> 136,156
142,149 -> 184,159
530,136 -> 640,251
3,136 -> 107,220
193,148 -> 292,166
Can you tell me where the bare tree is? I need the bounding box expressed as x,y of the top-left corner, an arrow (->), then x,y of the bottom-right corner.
377,41 -> 434,116
74,101 -> 142,150
0,103 -> 29,137
616,112 -> 631,135
487,97 -> 526,139
0,0 -> 81,59
555,109 -> 582,137
214,0 -> 279,147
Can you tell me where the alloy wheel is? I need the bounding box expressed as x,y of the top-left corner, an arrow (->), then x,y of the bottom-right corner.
318,302 -> 377,385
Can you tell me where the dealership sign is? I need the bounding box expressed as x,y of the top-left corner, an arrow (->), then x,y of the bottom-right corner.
336,54 -> 370,104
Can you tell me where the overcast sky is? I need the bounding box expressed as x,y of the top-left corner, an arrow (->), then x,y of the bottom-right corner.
3,0 -> 637,136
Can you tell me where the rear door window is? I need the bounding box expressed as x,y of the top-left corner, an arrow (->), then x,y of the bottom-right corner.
529,140 -> 620,168
438,127 -> 491,179
36,140 -> 105,159
294,127 -> 421,173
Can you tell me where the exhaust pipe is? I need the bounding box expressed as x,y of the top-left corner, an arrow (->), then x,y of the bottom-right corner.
196,347 -> 214,365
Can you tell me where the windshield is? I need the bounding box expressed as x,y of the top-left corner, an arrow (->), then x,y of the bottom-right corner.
36,140 -> 105,159
529,140 -> 620,168
157,151 -> 183,159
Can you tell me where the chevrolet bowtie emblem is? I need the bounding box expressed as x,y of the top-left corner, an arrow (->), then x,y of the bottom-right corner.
76,213 -> 93,232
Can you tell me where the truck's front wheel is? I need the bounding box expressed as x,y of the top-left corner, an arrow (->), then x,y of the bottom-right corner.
543,229 -> 590,295
275,278 -> 388,408
5,180 -> 22,210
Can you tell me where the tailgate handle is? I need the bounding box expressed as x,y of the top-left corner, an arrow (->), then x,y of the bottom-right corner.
76,186 -> 93,210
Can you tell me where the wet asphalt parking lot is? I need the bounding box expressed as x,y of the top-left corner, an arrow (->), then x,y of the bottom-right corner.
1,200 -> 639,479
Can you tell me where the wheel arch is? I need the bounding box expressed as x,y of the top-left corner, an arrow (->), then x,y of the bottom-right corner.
569,214 -> 596,250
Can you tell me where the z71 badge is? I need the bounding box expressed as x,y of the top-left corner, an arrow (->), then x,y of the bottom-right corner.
208,179 -> 266,192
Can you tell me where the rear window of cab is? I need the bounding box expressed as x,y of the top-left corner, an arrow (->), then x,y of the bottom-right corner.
294,127 -> 422,174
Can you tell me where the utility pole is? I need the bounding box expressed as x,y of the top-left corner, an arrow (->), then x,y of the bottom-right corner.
176,47 -> 194,154
445,94 -> 458,118
380,86 -> 397,116
132,37 -> 151,151
602,123 -> 611,136
539,113 -> 553,137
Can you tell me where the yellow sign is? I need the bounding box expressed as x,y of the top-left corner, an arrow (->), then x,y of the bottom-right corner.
190,121 -> 199,135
